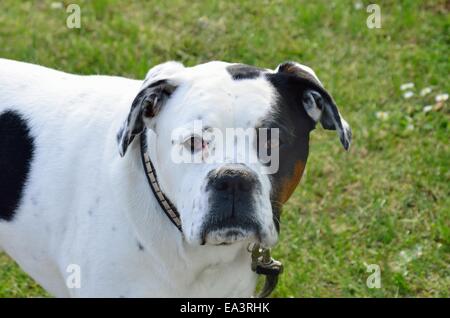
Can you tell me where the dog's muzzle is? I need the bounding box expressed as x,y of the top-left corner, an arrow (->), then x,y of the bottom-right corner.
201,164 -> 262,245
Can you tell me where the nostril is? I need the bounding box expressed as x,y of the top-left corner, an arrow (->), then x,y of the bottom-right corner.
238,181 -> 252,192
213,177 -> 253,193
215,180 -> 230,192
209,167 -> 258,193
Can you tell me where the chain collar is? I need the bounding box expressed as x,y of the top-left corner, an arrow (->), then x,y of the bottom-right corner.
249,243 -> 284,298
140,132 -> 182,231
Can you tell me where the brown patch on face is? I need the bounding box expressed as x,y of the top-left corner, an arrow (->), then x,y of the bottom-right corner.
277,62 -> 320,87
282,64 -> 296,74
278,160 -> 306,204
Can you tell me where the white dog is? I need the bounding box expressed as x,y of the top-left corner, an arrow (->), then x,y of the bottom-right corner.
0,58 -> 351,297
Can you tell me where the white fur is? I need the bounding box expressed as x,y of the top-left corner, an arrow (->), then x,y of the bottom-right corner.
0,59 -> 281,297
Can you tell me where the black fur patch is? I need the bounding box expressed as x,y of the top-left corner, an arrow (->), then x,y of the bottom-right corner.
0,110 -> 35,221
274,62 -> 351,150
263,72 -> 318,230
226,64 -> 264,80
276,62 -> 321,87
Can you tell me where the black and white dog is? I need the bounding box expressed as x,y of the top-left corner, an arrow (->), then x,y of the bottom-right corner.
0,59 -> 351,297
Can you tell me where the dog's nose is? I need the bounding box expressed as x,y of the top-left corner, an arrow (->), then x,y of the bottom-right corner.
203,164 -> 262,239
208,164 -> 258,194
213,173 -> 253,193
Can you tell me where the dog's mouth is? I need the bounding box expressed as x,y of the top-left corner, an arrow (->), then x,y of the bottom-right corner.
200,227 -> 261,246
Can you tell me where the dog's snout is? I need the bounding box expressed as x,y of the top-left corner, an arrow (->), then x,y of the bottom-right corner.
208,164 -> 258,194
202,164 -> 262,245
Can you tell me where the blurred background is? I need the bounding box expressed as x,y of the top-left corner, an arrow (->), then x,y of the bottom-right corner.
0,0 -> 448,297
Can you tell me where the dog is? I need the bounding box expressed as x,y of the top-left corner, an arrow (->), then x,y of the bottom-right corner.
0,58 -> 351,297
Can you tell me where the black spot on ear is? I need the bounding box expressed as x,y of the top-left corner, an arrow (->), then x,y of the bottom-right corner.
137,241 -> 144,251
117,79 -> 177,157
0,110 -> 34,221
226,64 -> 264,80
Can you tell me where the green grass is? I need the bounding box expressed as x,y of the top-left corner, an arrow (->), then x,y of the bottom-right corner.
0,0 -> 448,297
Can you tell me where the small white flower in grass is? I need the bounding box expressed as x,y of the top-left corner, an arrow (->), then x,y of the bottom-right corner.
354,1 -> 363,10
406,124 -> 414,131
420,87 -> 432,96
435,93 -> 449,102
375,111 -> 389,120
400,83 -> 414,91
423,105 -> 433,113
403,91 -> 414,99
416,245 -> 423,257
50,2 -> 63,9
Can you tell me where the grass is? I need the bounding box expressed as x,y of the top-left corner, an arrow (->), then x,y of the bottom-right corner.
0,0 -> 448,297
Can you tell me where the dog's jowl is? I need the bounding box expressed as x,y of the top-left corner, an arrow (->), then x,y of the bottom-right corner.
0,58 -> 351,297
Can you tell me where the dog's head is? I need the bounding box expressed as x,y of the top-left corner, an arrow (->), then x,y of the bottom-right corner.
117,61 -> 351,247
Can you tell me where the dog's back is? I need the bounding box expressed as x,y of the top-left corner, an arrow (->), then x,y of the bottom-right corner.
0,59 -> 140,296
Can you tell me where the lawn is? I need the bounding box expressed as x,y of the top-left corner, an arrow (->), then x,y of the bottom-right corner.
0,0 -> 448,297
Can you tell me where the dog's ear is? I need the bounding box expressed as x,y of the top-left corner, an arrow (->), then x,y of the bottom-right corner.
117,79 -> 177,157
117,62 -> 183,157
275,61 -> 352,150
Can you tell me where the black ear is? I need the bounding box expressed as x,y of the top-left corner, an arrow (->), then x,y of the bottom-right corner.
276,61 -> 352,150
117,79 -> 177,157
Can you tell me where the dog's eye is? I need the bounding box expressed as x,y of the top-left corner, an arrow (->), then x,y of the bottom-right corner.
184,135 -> 205,153
266,137 -> 279,149
265,136 -> 282,149
256,130 -> 283,155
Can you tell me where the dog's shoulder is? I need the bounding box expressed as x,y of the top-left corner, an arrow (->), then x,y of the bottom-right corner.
0,58 -> 140,99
